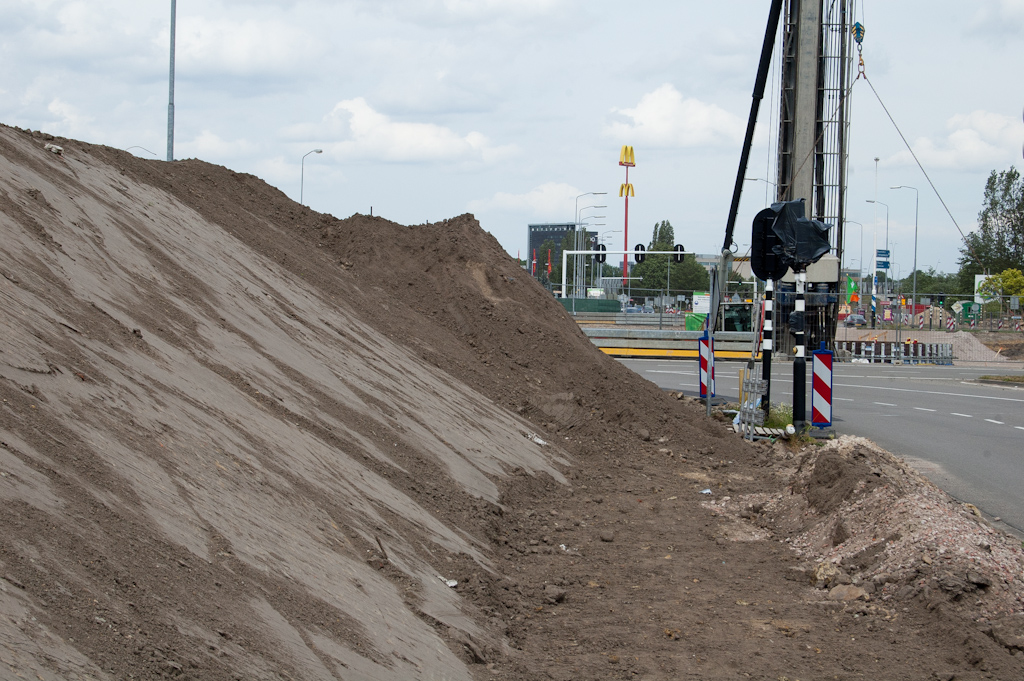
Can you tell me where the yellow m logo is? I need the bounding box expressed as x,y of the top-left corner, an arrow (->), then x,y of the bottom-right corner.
618,145 -> 635,166
619,183 -> 634,197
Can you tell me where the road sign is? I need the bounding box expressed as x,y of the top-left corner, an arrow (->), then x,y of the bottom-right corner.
876,260 -> 890,269
876,249 -> 890,258
699,334 -> 715,399
1012,296 -> 1020,311
812,348 -> 833,428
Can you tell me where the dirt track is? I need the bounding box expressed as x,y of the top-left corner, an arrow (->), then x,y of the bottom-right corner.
3,123 -> 1024,680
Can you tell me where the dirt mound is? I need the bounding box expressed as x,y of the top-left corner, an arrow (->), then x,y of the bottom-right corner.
979,335 -> 1024,360
3,123 -> 1024,680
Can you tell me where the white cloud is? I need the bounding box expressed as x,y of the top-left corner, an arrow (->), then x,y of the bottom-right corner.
177,16 -> 322,77
46,97 -> 91,135
352,0 -> 571,26
968,0 -> 1024,38
886,110 -> 1024,170
183,130 -> 258,159
468,182 -> 580,217
603,84 -> 744,148
321,97 -> 516,164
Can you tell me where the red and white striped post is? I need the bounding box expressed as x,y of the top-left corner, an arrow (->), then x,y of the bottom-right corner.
919,315 -> 924,331
699,333 -> 715,400
998,318 -> 1004,330
811,344 -> 833,428
947,316 -> 955,331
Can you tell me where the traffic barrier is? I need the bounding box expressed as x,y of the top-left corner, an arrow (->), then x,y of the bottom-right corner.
835,341 -> 953,365
919,316 -> 924,330
947,317 -> 955,331
811,347 -> 833,427
699,334 -> 715,398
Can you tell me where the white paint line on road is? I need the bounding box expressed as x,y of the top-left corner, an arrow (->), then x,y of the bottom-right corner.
832,383 -> 1024,403
1017,426 -> 1024,432
874,402 -> 897,407
985,419 -> 1005,425
914,407 -> 937,412
834,397 -> 854,402
951,413 -> 973,418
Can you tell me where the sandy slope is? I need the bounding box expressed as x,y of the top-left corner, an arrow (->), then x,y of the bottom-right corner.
3,124 -> 1024,680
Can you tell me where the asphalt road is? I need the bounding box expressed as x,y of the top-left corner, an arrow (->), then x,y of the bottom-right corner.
620,358 -> 1024,535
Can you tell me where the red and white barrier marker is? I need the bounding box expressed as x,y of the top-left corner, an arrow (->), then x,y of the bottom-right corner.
998,318 -> 1005,330
919,315 -> 924,330
699,334 -> 715,399
947,316 -> 955,331
811,347 -> 833,428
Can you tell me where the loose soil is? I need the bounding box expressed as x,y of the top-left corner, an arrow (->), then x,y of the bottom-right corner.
979,336 -> 1024,361
3,123 -> 1024,680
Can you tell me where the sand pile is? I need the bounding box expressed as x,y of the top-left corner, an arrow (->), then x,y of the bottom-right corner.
2,123 -> 1023,680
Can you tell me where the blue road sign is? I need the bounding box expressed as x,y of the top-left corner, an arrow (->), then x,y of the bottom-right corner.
876,260 -> 890,269
876,249 -> 890,258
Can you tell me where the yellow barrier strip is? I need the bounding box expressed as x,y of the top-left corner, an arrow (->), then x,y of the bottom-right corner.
599,348 -> 760,360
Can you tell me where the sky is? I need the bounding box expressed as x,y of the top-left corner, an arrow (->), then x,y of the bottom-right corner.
2,0 -> 1023,279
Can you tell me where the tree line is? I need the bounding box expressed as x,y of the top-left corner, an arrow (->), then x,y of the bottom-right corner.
528,219 -> 711,295
523,166 -> 1024,303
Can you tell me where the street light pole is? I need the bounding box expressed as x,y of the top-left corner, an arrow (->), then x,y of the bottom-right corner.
579,216 -> 606,291
744,177 -> 777,207
866,199 -> 889,294
167,0 -> 176,162
300,149 -> 322,205
576,208 -> 606,297
891,185 -> 919,321
574,194 -> 606,297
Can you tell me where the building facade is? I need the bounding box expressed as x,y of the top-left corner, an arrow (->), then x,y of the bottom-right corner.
527,223 -> 596,276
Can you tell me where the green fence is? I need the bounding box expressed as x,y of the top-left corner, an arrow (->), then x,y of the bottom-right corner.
557,298 -> 622,313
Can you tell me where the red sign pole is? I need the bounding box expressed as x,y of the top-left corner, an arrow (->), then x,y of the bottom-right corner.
619,146 -> 635,286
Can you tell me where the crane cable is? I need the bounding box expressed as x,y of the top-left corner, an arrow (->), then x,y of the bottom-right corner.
786,21 -> 984,269
859,75 -> 983,268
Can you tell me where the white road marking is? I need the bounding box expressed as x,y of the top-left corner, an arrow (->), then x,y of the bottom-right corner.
832,383 -> 1024,403
914,407 -> 937,412
986,419 -> 1005,425
874,402 -> 897,407
951,413 -> 973,418
834,397 -> 854,402
1017,426 -> 1024,432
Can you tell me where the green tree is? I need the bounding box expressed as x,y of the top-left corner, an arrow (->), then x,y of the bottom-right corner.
897,267 -> 960,299
958,166 -> 1024,289
558,227 -> 592,287
628,220 -> 709,294
978,268 -> 1024,298
651,219 -> 674,249
534,238 -> 557,285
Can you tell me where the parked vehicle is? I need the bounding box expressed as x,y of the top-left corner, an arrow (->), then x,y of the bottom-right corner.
844,313 -> 867,327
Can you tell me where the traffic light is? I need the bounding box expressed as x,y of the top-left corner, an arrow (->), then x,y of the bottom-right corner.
750,207 -> 787,281
634,244 -> 646,263
671,244 -> 686,263
938,293 -> 945,306
595,244 -> 607,263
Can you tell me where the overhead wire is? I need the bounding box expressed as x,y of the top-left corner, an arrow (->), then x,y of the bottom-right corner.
783,14 -> 984,269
